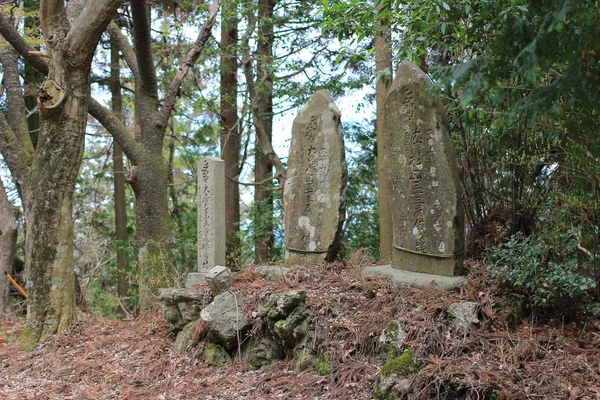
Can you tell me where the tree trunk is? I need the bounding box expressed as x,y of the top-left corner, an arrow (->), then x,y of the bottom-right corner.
21,62 -> 91,344
253,0 -> 276,264
220,0 -> 241,268
0,183 -> 17,312
375,0 -> 393,261
111,35 -> 130,310
131,148 -> 172,308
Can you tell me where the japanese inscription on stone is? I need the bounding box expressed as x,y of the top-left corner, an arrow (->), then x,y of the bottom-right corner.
383,60 -> 465,276
197,156 -> 226,279
283,90 -> 347,265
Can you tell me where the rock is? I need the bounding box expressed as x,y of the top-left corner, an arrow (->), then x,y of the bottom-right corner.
203,343 -> 232,366
292,335 -> 319,371
185,272 -> 204,287
245,338 -> 285,371
383,60 -> 465,277
377,320 -> 407,359
373,348 -> 419,400
447,301 -> 480,334
283,90 -> 347,265
157,288 -> 206,333
252,265 -> 290,280
205,266 -> 233,295
261,291 -> 310,350
200,291 -> 250,350
173,321 -> 196,353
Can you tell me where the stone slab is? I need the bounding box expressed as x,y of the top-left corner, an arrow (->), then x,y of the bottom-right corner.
205,265 -> 233,295
283,90 -> 347,265
252,265 -> 290,280
185,272 -> 204,288
197,156 -> 226,280
382,60 -> 464,276
362,265 -> 465,291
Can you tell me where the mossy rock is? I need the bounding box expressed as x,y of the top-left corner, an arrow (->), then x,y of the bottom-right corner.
315,352 -> 332,375
245,338 -> 284,371
292,335 -> 319,371
203,343 -> 232,366
379,348 -> 418,377
373,348 -> 419,400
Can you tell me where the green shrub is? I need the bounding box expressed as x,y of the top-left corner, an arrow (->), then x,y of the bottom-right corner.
488,228 -> 596,314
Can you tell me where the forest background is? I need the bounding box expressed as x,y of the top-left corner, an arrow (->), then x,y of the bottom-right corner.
0,0 -> 598,342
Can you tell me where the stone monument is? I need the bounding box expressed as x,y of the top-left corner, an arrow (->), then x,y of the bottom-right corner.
283,90 -> 347,265
188,156 -> 226,286
383,60 -> 464,276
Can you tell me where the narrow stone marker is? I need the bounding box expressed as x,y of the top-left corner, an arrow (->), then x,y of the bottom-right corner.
283,90 -> 347,265
383,60 -> 465,276
188,156 -> 226,286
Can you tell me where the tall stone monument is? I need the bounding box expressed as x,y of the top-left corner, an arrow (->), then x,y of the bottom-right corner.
383,60 -> 464,276
283,90 -> 347,265
188,156 -> 226,286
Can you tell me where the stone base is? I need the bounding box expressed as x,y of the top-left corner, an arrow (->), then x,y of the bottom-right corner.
252,265 -> 290,280
362,264 -> 465,291
185,272 -> 204,287
392,247 -> 463,277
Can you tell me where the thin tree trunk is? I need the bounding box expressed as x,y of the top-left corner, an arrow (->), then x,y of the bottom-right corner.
220,0 -> 241,268
375,0 -> 393,261
254,0 -> 276,264
111,35 -> 130,311
0,183 -> 17,313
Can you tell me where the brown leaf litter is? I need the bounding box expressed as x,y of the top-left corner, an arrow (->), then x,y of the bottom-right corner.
1,260 -> 599,399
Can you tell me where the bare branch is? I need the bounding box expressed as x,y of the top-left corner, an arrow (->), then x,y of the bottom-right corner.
107,21 -> 139,78
226,174 -> 279,189
0,12 -> 49,75
160,0 -> 220,124
88,99 -> 143,165
240,5 -> 286,187
130,0 -> 159,99
67,0 -> 122,61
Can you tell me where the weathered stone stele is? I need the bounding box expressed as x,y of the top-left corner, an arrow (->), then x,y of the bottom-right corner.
193,156 -> 226,283
383,60 -> 465,276
283,90 -> 347,265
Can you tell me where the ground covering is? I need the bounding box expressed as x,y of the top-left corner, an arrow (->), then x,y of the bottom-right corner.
1,260 -> 599,399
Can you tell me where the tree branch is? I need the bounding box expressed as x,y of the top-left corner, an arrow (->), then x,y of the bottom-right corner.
130,0 -> 159,99
88,99 -> 143,165
39,0 -> 68,40
67,0 -> 122,62
240,6 -> 286,187
0,11 -> 49,75
107,21 -> 139,78
160,0 -> 220,125
226,174 -> 279,189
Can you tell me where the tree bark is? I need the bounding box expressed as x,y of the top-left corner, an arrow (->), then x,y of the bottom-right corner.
111,34 -> 130,310
253,0 -> 276,264
375,0 -> 393,261
0,183 -> 17,312
1,0 -> 123,345
220,0 -> 241,268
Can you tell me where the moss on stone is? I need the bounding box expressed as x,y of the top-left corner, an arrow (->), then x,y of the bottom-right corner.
315,352 -> 332,375
378,348 -> 418,378
203,343 -> 231,366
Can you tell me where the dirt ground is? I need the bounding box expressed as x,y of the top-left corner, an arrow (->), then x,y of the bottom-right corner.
1,261 -> 599,399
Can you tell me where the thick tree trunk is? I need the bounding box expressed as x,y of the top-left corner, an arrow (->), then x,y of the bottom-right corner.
21,63 -> 90,344
0,183 -> 17,312
111,36 -> 130,309
375,0 -> 393,261
131,150 -> 172,308
220,0 -> 241,268
253,0 -> 276,264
